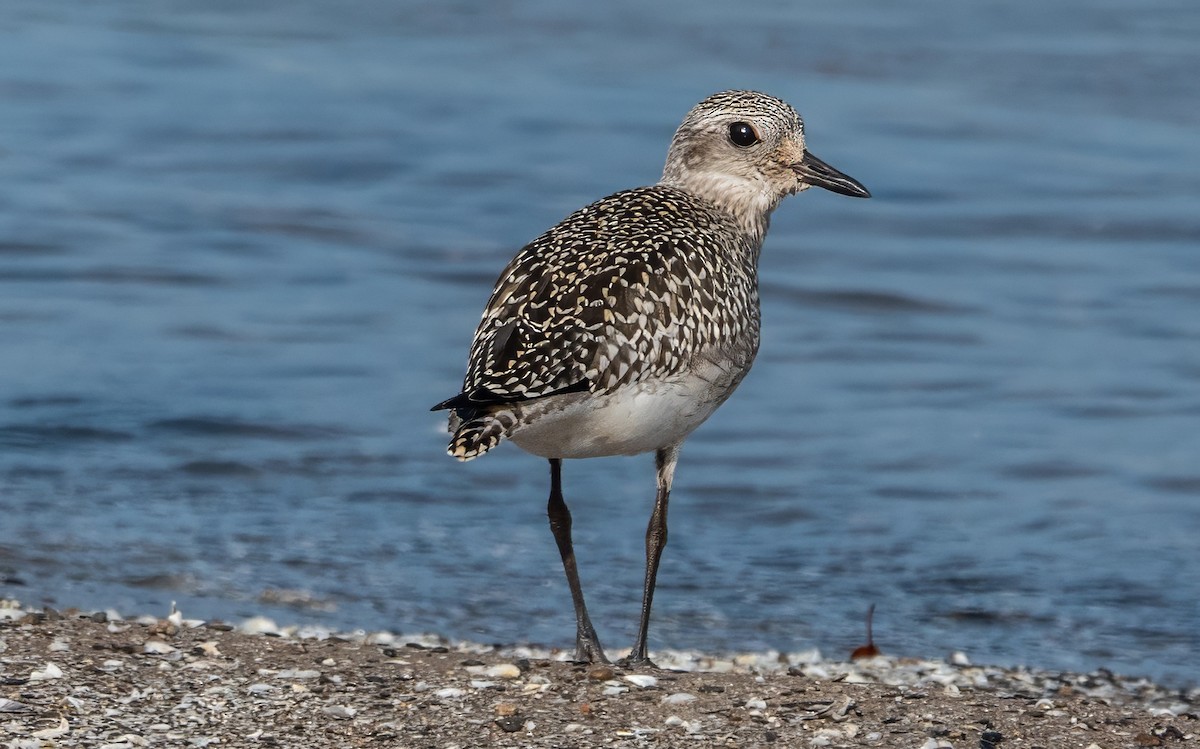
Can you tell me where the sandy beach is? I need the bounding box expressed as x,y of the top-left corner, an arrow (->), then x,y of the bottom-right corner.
1,606 -> 1194,748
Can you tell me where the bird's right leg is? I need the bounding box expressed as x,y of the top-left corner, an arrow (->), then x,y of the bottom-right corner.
546,458 -> 609,664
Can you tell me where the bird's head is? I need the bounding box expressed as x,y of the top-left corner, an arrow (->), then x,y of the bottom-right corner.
660,90 -> 869,241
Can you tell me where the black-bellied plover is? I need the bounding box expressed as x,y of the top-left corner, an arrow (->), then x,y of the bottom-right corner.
432,90 -> 869,666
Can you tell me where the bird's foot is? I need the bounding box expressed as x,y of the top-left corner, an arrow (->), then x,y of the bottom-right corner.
573,634 -> 609,665
617,654 -> 659,670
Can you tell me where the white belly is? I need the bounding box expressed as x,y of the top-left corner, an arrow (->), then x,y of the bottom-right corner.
509,361 -> 747,459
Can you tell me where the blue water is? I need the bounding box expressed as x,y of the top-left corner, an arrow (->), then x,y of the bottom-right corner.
1,1 -> 1197,687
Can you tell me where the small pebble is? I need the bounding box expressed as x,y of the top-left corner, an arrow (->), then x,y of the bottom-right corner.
322,705 -> 356,720
494,716 -> 524,733
435,687 -> 466,699
745,697 -> 767,710
588,666 -> 616,681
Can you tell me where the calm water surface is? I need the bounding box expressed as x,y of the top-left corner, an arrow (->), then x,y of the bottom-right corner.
1,1 -> 1198,686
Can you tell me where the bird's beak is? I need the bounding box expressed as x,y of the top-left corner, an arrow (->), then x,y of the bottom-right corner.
793,151 -> 871,198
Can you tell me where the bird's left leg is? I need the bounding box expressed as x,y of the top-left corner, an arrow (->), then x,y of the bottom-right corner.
623,443 -> 680,668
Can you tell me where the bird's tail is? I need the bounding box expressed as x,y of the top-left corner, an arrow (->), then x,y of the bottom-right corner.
447,411 -> 516,461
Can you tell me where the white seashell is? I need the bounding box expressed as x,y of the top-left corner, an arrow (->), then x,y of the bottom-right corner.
143,640 -> 176,655
238,616 -> 280,635
661,692 -> 697,704
435,687 -> 466,699
623,674 -> 657,688
30,662 -> 63,680
0,697 -> 32,713
275,669 -> 320,679
33,716 -> 70,739
322,705 -> 356,720
485,663 -> 522,679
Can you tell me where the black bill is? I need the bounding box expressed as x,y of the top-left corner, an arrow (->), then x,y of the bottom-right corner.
794,151 -> 871,198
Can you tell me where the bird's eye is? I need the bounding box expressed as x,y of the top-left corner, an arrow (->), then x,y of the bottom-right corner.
728,121 -> 759,147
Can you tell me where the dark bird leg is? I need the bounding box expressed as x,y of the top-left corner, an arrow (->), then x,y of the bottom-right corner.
546,458 -> 608,664
624,444 -> 680,668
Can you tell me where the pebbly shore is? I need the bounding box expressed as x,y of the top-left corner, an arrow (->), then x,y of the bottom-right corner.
0,604 -> 1195,748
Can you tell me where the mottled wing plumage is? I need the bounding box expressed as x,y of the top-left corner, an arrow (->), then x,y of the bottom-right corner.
436,185 -> 762,459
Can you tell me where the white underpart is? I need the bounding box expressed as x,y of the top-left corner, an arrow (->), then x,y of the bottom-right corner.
510,358 -> 745,459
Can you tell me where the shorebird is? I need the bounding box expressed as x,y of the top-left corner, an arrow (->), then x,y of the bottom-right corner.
432,90 -> 869,666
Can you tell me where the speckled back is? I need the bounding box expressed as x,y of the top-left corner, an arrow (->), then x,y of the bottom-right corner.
458,185 -> 763,410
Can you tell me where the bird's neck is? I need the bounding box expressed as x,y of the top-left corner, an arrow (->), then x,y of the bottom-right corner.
658,171 -> 778,249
